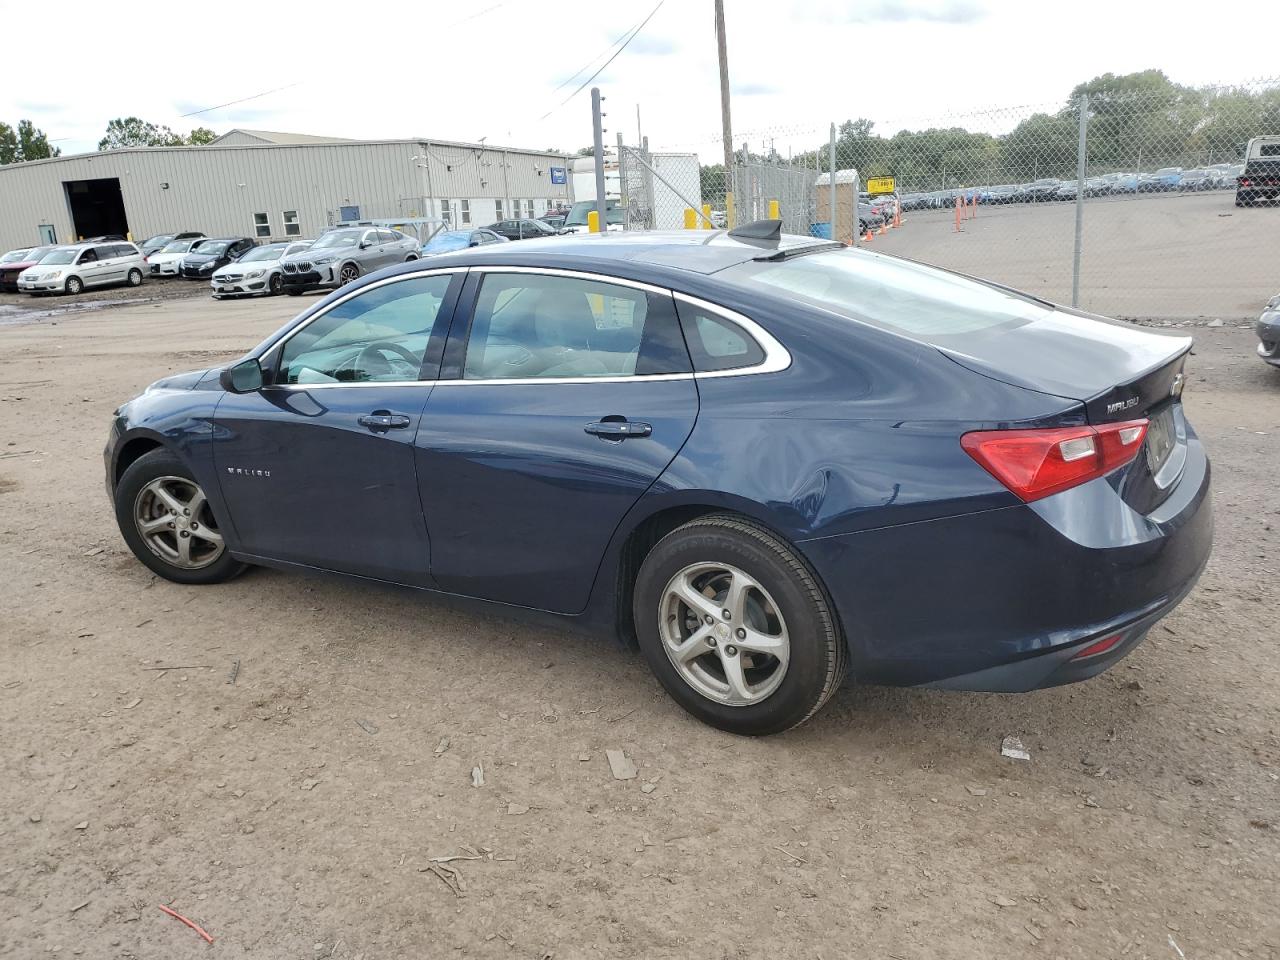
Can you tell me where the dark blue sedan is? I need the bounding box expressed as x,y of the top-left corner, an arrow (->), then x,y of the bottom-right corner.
105,224 -> 1212,735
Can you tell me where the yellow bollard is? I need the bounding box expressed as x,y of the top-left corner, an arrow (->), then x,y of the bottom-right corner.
587,210 -> 600,234
683,208 -> 697,230
701,203 -> 713,230
768,199 -> 780,220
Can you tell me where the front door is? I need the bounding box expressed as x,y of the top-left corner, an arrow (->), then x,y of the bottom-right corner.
213,271 -> 460,585
416,268 -> 698,613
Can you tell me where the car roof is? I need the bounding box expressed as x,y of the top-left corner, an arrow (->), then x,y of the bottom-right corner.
411,229 -> 836,276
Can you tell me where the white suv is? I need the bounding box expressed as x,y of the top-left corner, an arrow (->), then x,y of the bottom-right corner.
18,242 -> 146,295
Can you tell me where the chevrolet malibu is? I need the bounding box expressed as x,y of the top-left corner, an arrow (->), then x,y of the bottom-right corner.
104,225 -> 1212,735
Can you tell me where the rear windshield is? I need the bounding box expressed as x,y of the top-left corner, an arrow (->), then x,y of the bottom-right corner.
724,249 -> 1046,339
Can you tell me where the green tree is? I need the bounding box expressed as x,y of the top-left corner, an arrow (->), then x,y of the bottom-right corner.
98,117 -> 218,150
0,119 -> 60,164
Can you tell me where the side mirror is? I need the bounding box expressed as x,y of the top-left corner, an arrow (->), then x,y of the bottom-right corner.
219,357 -> 264,394
359,241 -> 371,249
469,239 -> 481,247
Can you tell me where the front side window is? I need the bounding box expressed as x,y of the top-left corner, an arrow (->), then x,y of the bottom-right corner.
253,213 -> 270,238
277,274 -> 453,385
463,273 -> 689,380
283,210 -> 300,236
78,248 -> 98,264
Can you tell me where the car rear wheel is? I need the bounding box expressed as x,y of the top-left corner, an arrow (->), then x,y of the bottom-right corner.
633,515 -> 847,735
114,448 -> 246,585
269,273 -> 282,295
64,276 -> 82,295
127,268 -> 142,287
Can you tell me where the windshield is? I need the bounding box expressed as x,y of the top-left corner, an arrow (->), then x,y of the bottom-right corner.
40,248 -> 81,265
237,245 -> 286,262
725,249 -> 1046,341
564,201 -> 625,227
160,240 -> 196,254
312,230 -> 363,250
424,231 -> 472,253
1,249 -> 32,263
195,241 -> 231,256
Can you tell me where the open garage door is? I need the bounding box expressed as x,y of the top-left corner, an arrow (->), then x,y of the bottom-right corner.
64,178 -> 130,241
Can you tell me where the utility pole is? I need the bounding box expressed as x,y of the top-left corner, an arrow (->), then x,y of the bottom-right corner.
714,0 -> 735,228
591,87 -> 607,232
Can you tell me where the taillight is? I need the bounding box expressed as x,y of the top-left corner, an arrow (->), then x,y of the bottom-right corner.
1241,177 -> 1251,186
961,419 -> 1149,502
1071,633 -> 1123,660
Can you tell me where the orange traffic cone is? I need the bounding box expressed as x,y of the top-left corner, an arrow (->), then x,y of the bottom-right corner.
894,207 -> 902,228
862,227 -> 873,243
879,221 -> 888,236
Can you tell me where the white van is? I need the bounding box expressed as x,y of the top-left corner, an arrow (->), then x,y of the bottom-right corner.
17,242 -> 146,295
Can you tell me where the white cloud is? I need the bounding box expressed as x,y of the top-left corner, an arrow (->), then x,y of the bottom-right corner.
0,0 -> 1274,163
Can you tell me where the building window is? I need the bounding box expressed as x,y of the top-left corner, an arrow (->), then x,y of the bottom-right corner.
460,199 -> 471,225
495,199 -> 504,221
252,213 -> 270,238
439,200 -> 452,226
282,210 -> 301,236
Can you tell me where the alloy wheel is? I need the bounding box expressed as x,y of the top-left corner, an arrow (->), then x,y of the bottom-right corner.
659,562 -> 790,706
133,476 -> 225,570
339,264 -> 359,286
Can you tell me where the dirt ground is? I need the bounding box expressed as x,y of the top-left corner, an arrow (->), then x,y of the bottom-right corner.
0,277 -> 209,328
1,294 -> 1277,960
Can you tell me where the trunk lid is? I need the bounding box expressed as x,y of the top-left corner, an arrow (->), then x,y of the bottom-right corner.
939,309 -> 1192,512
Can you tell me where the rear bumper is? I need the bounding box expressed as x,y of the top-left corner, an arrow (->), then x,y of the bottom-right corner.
797,431 -> 1212,690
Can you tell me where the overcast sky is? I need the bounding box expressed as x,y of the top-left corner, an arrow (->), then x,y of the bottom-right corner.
3,0 -> 1275,161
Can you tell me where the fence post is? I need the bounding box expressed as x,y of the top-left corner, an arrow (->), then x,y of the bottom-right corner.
828,123 -> 837,242
1071,92 -> 1088,308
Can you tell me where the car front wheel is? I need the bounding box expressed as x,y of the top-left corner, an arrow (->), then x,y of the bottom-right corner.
64,276 -> 83,295
633,515 -> 847,735
338,263 -> 359,286
114,448 -> 246,585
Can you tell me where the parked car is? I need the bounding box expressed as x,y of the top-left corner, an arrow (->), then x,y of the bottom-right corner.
1255,293 -> 1280,368
103,225 -> 1212,735
539,214 -> 567,230
1083,177 -> 1110,197
147,238 -> 210,277
422,229 -> 509,254
180,237 -> 256,280
140,232 -> 205,257
83,234 -> 127,242
1153,167 -> 1183,191
279,226 -> 420,295
486,218 -> 560,241
1108,173 -> 1140,195
1236,135 -> 1280,206
1054,180 -> 1079,201
561,200 -> 627,234
1,245 -> 58,292
17,241 -> 145,295
1026,179 -> 1062,202
210,241 -> 312,299
1178,169 -> 1213,191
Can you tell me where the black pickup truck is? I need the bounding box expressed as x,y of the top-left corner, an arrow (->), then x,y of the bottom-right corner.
1236,136 -> 1280,206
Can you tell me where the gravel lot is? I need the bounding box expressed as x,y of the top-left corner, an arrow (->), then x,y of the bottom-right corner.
1,293 -> 1277,959
872,192 -> 1275,321
0,278 -> 209,328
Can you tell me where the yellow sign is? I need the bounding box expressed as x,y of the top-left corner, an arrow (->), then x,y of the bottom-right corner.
866,176 -> 896,195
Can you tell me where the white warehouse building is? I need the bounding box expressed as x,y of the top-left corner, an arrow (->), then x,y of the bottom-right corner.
0,129 -> 574,250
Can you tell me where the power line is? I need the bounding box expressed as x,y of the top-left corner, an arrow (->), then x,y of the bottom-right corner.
179,82 -> 303,119
540,1 -> 666,120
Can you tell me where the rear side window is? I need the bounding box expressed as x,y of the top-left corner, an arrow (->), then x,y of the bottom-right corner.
676,305 -> 766,372
727,249 -> 1047,342
463,273 -> 690,380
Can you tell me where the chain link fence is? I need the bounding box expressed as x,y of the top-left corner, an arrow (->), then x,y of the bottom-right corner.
607,75 -> 1279,320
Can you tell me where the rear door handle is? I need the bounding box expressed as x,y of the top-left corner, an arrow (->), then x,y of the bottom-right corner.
585,419 -> 652,439
358,412 -> 411,431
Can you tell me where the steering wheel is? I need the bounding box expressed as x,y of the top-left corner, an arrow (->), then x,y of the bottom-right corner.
351,340 -> 421,380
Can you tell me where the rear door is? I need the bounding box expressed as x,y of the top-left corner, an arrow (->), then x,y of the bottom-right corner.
415,267 -> 698,613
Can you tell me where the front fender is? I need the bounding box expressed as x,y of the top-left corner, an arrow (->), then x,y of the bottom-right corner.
106,387 -> 232,543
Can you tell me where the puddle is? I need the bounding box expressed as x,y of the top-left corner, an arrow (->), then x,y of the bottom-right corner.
0,295 -> 167,327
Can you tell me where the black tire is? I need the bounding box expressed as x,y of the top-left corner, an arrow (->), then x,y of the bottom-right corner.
114,448 -> 246,585
269,273 -> 283,295
1236,190 -> 1252,207
64,276 -> 83,295
632,514 -> 847,735
405,254 -> 418,262
286,288 -> 303,296
127,268 -> 142,287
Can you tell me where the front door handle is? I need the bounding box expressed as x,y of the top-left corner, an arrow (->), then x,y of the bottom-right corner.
585,419 -> 652,439
358,411 -> 411,431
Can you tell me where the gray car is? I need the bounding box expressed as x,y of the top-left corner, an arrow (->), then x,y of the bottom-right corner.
279,227 -> 419,295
